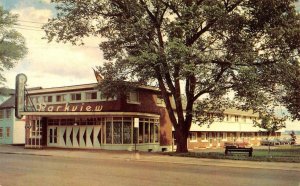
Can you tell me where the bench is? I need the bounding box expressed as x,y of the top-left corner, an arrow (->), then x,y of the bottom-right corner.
225,146 -> 253,157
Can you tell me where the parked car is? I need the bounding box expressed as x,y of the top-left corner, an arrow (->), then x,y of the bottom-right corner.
260,139 -> 272,146
260,138 -> 293,146
278,138 -> 293,145
269,138 -> 281,145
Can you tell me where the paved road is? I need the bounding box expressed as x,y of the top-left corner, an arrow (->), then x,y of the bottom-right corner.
0,152 -> 299,186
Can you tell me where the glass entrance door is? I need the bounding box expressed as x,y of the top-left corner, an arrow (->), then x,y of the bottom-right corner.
48,126 -> 58,146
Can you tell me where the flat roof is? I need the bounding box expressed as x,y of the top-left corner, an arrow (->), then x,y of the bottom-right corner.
27,83 -> 160,94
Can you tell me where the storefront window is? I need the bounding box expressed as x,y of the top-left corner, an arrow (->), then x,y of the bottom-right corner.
43,116 -> 158,146
150,121 -> 154,143
31,120 -> 42,138
123,121 -> 132,144
113,121 -> 122,144
137,118 -> 159,144
138,122 -> 144,143
154,124 -> 159,143
144,122 -> 149,143
106,118 -> 112,144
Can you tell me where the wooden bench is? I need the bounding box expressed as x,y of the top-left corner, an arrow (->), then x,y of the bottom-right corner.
225,146 -> 253,157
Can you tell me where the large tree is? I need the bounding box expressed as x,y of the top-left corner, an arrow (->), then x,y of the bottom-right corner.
0,6 -> 27,84
44,0 -> 300,152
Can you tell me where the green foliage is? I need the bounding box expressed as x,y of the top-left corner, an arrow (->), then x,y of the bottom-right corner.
44,0 -> 300,152
0,6 -> 27,84
254,112 -> 287,134
290,130 -> 297,144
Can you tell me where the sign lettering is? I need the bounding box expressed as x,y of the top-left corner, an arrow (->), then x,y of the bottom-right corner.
34,102 -> 103,112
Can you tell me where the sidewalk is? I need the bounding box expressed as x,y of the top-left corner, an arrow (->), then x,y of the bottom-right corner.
1,145 -> 300,171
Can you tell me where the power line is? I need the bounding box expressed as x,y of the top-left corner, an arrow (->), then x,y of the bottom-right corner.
14,24 -> 42,29
18,20 -> 46,25
13,26 -> 43,32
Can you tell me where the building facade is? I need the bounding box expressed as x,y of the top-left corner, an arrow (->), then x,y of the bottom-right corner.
186,108 -> 279,150
0,94 -> 25,145
21,82 -> 282,151
23,84 -> 172,152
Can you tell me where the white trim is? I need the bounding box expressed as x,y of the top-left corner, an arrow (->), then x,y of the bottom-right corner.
28,83 -> 161,94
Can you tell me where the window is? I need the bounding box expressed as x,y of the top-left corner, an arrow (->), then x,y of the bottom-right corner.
104,117 -> 134,144
56,94 -> 66,102
99,92 -> 107,100
6,109 -> 11,118
0,127 -> 2,138
113,121 -> 122,144
123,121 -> 132,144
99,92 -> 116,101
127,91 -> 139,103
31,97 -> 39,104
201,132 -> 207,141
86,92 -> 97,100
223,132 -> 227,139
71,93 -> 81,101
31,120 -> 42,138
105,119 -> 112,144
156,95 -> 164,105
138,118 -> 159,144
234,115 -> 239,122
243,116 -> 247,122
189,132 -> 197,142
6,127 -> 10,137
225,114 -> 229,121
0,110 -> 3,119
43,96 -> 53,103
138,122 -> 144,143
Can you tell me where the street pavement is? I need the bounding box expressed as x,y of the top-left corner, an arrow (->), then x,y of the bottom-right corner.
0,145 -> 299,172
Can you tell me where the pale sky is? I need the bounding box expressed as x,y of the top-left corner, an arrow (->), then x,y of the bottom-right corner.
1,0 -> 105,89
0,0 -> 300,91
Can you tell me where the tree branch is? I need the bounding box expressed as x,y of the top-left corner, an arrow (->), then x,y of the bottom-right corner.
193,66 -> 229,101
186,0 -> 244,46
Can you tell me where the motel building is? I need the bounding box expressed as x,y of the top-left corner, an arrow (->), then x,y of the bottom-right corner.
186,108 -> 280,150
16,74 -> 279,152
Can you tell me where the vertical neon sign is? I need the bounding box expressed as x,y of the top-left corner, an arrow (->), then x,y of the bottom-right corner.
15,73 -> 27,119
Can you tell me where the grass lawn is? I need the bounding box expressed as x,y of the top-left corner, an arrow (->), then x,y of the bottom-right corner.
165,145 -> 300,163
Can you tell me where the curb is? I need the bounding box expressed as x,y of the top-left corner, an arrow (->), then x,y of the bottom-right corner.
0,151 -> 52,157
1,150 -> 299,172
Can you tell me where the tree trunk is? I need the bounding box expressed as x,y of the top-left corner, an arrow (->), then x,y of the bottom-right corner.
175,130 -> 189,153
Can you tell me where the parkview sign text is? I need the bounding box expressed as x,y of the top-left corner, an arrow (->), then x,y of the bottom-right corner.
35,103 -> 103,112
